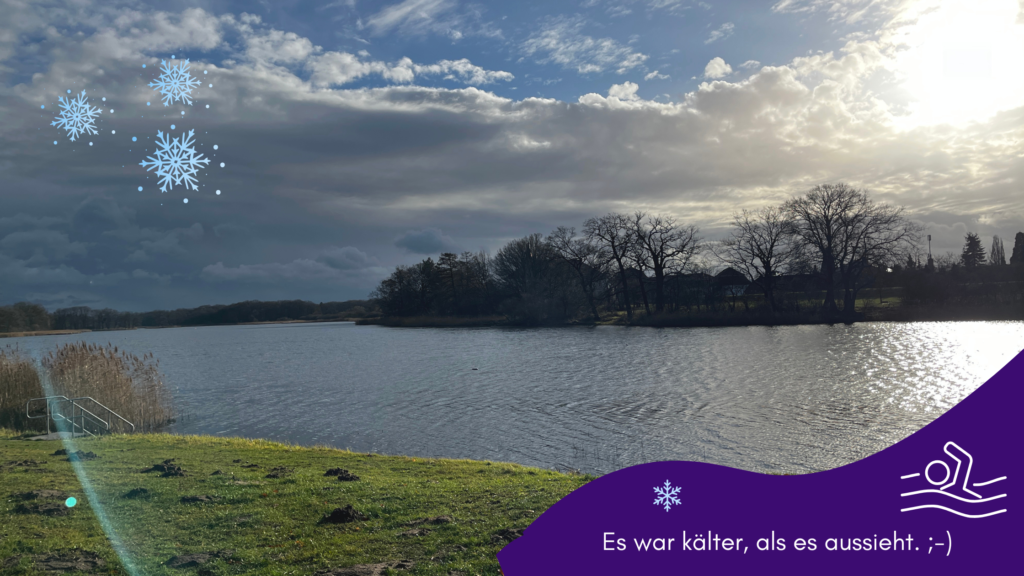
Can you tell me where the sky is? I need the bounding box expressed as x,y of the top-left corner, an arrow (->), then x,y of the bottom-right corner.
1,0 -> 1023,311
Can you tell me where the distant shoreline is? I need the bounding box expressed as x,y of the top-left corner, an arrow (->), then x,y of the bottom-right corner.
0,329 -> 92,339
0,318 -> 370,339
356,305 -> 1024,329
5,307 -> 1020,338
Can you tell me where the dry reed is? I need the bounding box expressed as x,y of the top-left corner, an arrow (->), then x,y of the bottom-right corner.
41,342 -> 174,432
0,345 -> 45,430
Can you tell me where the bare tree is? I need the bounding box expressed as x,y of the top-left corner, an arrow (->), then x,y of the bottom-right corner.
835,200 -> 922,312
629,212 -> 701,313
547,227 -> 608,321
491,233 -> 552,298
785,183 -> 921,318
584,214 -> 636,321
714,206 -> 797,313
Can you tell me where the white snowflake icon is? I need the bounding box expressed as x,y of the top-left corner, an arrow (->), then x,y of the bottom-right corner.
148,59 -> 201,106
139,129 -> 210,192
50,90 -> 101,142
653,479 -> 682,512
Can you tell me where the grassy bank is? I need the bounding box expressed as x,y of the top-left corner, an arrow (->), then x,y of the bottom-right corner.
0,430 -> 590,575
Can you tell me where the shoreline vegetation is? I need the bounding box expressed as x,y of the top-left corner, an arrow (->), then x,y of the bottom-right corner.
0,430 -> 588,575
354,305 -> 1024,328
368,185 -> 1023,329
2,186 -> 1022,337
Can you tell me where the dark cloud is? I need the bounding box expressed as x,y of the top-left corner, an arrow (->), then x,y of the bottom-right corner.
0,230 -> 86,264
394,228 -> 460,254
316,246 -> 378,270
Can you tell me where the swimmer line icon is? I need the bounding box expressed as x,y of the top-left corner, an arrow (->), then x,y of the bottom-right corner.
900,441 -> 1007,519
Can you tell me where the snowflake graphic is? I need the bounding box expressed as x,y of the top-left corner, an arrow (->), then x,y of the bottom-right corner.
148,59 -> 201,106
139,129 -> 210,192
653,479 -> 682,512
50,90 -> 101,142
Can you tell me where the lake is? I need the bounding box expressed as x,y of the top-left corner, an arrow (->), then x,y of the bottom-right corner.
6,321 -> 1023,475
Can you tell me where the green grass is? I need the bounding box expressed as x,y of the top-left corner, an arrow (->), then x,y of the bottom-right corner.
0,430 -> 592,575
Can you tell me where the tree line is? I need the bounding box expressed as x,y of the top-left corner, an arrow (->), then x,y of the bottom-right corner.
372,183 -> 1024,324
0,299 -> 377,333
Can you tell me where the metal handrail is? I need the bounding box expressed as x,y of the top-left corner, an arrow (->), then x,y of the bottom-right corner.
26,395 -> 135,436
70,396 -> 136,433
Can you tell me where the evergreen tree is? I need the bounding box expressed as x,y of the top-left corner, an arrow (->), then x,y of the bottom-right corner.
990,235 -> 1006,266
1011,232 -> 1024,265
960,232 -> 986,268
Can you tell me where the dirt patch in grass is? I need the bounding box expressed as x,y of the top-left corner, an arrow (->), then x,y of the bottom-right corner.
405,515 -> 453,526
15,502 -> 71,516
142,458 -> 187,476
13,489 -> 72,516
16,489 -> 68,500
312,559 -> 415,575
66,450 -> 98,462
320,505 -> 366,524
264,466 -> 293,478
6,459 -> 44,467
325,468 -> 360,481
165,549 -> 235,569
3,550 -> 106,573
491,527 -> 524,543
123,487 -> 151,498
181,494 -> 222,504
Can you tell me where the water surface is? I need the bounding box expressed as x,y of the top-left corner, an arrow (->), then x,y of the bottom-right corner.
7,321 -> 1022,475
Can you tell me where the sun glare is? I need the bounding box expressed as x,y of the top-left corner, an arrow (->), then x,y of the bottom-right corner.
897,0 -> 1024,127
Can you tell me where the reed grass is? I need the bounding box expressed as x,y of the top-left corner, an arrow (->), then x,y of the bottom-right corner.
0,345 -> 45,430
41,342 -> 174,432
0,342 -> 174,432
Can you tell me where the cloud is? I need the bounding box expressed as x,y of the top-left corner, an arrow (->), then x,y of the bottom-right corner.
201,259 -> 343,282
705,22 -> 735,44
394,228 -> 460,254
704,57 -> 733,78
608,81 -> 640,101
362,0 -> 500,40
316,246 -> 379,270
740,60 -> 761,69
2,1 -> 1023,310
201,250 -> 387,285
305,51 -> 511,87
245,29 -> 318,64
522,16 -> 649,74
364,0 -> 458,35
644,70 -> 670,80
770,0 -> 903,25
411,58 -> 514,84
0,230 -> 87,265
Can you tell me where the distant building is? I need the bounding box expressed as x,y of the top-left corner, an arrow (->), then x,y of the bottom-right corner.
715,267 -> 750,297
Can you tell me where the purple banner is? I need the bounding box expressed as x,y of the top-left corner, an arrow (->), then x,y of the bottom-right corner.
498,350 -> 1022,575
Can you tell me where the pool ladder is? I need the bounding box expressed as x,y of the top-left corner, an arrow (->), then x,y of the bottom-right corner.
26,396 -> 135,437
